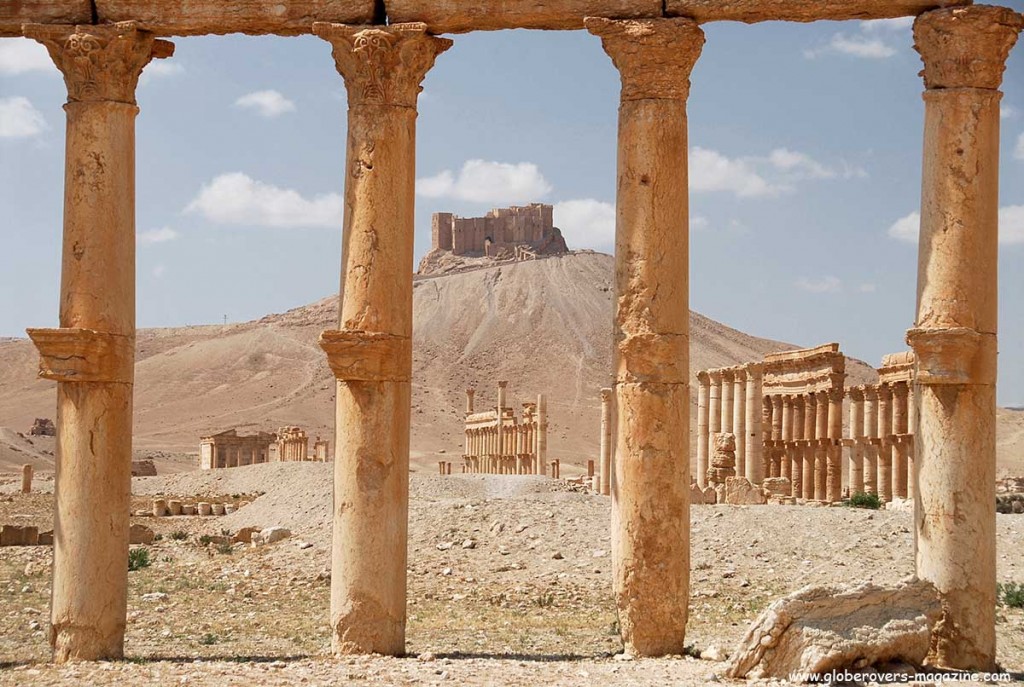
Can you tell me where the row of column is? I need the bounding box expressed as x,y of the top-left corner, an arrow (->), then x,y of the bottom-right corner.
762,389 -> 843,502
463,421 -> 541,474
21,5 -> 1018,670
695,364 -> 764,488
846,382 -> 914,501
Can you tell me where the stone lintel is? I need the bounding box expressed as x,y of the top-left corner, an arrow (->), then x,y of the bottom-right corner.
319,329 -> 412,382
585,17 -> 704,101
23,22 -> 173,105
906,327 -> 996,386
26,328 -> 134,384
666,0 -> 973,24
0,1 -> 91,37
313,22 -> 452,108
914,6 -> 1022,90
387,1 -> 660,32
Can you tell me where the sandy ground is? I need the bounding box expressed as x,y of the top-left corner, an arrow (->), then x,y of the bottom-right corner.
1,463 -> 1022,686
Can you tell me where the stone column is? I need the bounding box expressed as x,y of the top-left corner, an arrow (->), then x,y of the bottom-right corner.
314,22 -> 450,657
780,396 -> 793,484
876,384 -> 893,502
812,391 -> 827,500
907,385 -> 916,500
770,395 -> 783,477
826,389 -> 843,502
708,370 -> 722,459
863,385 -> 879,494
848,387 -> 865,494
791,395 -> 804,498
696,372 -> 710,488
600,387 -> 613,496
586,16 -> 703,658
732,369 -> 746,479
21,464 -> 33,494
745,365 -> 763,484
909,7 -> 1020,670
466,388 -> 475,414
802,393 -> 816,500
537,394 -> 548,476
721,369 -> 734,434
892,382 -> 910,499
497,381 -> 507,462
22,22 -> 171,663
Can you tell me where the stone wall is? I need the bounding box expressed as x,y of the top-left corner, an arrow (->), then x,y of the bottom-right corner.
430,204 -> 568,258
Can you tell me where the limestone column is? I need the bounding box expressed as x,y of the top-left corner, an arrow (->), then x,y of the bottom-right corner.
314,22 -> 450,656
892,382 -> 910,499
537,394 -> 548,477
770,395 -> 783,477
721,369 -> 734,434
708,370 -> 722,463
864,386 -> 879,494
733,369 -> 746,479
497,381 -> 507,463
907,385 -> 916,500
826,389 -> 843,502
466,388 -> 475,414
23,22 -> 171,663
600,388 -> 613,496
696,372 -> 710,488
586,16 -> 703,657
791,395 -> 804,498
802,393 -> 816,500
877,384 -> 893,502
848,387 -> 865,494
780,396 -> 793,484
909,7 -> 1020,670
813,391 -> 828,500
745,365 -> 763,484
21,464 -> 33,494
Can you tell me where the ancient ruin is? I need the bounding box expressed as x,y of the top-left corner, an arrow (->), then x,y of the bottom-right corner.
274,426 -> 310,462
7,0 -> 1019,671
28,418 -> 55,436
462,382 -> 548,475
200,426 -> 328,469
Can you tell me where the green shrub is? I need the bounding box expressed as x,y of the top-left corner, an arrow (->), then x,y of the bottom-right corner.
169,530 -> 188,541
848,491 -> 882,510
998,582 -> 1024,609
216,542 -> 233,555
198,534 -> 213,546
128,547 -> 151,571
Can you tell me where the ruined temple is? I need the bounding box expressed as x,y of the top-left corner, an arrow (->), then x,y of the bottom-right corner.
418,204 -> 568,274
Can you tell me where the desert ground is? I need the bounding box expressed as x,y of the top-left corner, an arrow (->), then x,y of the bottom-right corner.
1,463 -> 1023,686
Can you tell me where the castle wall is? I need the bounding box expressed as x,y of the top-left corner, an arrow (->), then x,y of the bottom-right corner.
434,204 -> 559,256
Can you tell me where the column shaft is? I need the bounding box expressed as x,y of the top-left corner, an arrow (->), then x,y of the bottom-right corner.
696,373 -> 710,488
600,388 -> 613,496
733,371 -> 746,479
745,367 -> 763,484
802,394 -> 816,500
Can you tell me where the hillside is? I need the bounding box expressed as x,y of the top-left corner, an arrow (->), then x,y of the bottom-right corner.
5,251 -> 1017,476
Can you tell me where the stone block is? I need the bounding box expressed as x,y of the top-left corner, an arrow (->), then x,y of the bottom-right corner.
129,524 -> 155,545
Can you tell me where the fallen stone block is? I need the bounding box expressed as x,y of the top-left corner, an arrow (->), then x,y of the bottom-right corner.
726,577 -> 940,680
252,526 -> 291,547
232,526 -> 261,544
129,524 -> 155,545
724,477 -> 766,505
690,482 -> 705,505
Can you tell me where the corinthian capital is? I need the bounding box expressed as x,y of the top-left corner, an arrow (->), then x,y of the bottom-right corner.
913,6 -> 1022,90
24,22 -> 173,105
585,17 -> 704,101
314,22 -> 452,108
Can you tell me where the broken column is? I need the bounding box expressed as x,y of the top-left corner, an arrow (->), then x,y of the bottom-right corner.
21,464 -> 33,495
586,16 -> 703,657
315,22 -> 451,657
909,6 -> 1021,670
600,387 -> 613,496
23,22 -> 171,663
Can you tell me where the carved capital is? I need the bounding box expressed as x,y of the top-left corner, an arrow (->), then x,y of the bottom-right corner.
863,385 -> 878,402
708,368 -> 722,383
585,17 -> 704,101
848,386 -> 865,403
600,387 -> 614,402
314,22 -> 451,108
696,370 -> 710,384
906,326 -> 996,385
913,6 -> 1022,90
892,381 -> 910,400
26,328 -> 133,383
319,329 -> 412,382
23,22 -> 174,105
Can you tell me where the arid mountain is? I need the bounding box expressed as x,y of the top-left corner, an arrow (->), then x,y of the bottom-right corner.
2,252 -> 1020,475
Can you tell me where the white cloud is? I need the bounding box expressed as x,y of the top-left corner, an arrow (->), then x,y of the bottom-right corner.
0,97 -> 46,138
769,148 -> 837,179
185,173 -> 343,228
1015,133 -> 1024,161
796,276 -> 842,293
860,17 -> 915,32
553,199 -> 615,251
235,90 -> 296,118
140,60 -> 184,86
692,215 -> 710,231
690,147 -> 786,198
1001,105 -> 1018,120
859,283 -> 878,293
0,39 -> 56,75
138,227 -> 180,245
417,159 -> 553,204
805,19 -> 910,60
888,207 -> 1024,245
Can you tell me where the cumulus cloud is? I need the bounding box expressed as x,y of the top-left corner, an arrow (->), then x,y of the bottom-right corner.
0,39 -> 56,75
888,207 -> 1024,245
796,276 -> 842,293
185,173 -> 343,228
1015,133 -> 1024,161
690,147 -> 786,198
805,18 -> 911,60
138,227 -> 180,245
1002,105 -> 1018,120
553,199 -> 615,251
235,90 -> 296,118
0,97 -> 46,138
417,160 -> 553,204
140,60 -> 185,86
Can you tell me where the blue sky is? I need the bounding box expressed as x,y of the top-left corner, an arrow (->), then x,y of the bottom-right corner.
1,14 -> 1023,404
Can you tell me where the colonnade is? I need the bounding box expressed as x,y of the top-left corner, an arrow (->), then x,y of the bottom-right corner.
845,381 -> 914,501
695,364 -> 763,488
18,3 -> 1019,671
761,389 -> 843,502
463,383 -> 548,475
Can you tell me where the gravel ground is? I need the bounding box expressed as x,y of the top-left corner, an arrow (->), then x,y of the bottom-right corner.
1,463 -> 1023,686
